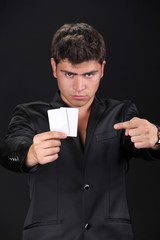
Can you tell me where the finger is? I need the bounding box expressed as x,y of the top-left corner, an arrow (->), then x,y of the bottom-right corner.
42,140 -> 61,149
43,147 -> 60,157
125,129 -> 129,136
114,119 -> 137,130
48,131 -> 67,140
134,142 -> 148,149
128,128 -> 141,137
130,136 -> 144,143
34,131 -> 67,143
131,136 -> 153,149
40,154 -> 59,165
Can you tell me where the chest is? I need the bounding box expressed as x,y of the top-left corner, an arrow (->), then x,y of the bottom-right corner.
78,121 -> 87,147
78,112 -> 90,147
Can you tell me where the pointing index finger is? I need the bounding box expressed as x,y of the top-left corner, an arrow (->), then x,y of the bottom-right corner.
114,120 -> 136,130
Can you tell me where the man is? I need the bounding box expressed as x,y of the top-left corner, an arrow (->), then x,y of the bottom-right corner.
0,23 -> 160,240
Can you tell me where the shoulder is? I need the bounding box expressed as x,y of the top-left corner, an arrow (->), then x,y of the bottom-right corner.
13,101 -> 52,117
97,97 -> 138,119
16,100 -> 50,110
98,97 -> 135,110
8,100 -> 53,134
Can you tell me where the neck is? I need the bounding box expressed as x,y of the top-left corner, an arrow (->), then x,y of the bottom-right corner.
60,94 -> 94,119
78,103 -> 92,120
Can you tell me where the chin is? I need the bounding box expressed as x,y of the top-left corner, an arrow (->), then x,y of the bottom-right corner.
69,100 -> 88,108
71,102 -> 86,108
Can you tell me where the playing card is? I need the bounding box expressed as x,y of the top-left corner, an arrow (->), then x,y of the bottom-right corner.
47,107 -> 78,137
47,108 -> 70,135
61,107 -> 78,137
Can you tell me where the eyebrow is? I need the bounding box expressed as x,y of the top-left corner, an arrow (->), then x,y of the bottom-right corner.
60,70 -> 99,75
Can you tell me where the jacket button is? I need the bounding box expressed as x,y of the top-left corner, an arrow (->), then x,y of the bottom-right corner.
85,223 -> 91,230
84,184 -> 90,191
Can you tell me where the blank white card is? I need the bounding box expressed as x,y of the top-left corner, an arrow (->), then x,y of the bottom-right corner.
48,107 -> 78,137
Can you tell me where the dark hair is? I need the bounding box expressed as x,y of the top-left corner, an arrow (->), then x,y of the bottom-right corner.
51,23 -> 106,65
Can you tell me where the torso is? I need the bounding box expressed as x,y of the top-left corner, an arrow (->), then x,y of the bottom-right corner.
78,124 -> 87,147
78,110 -> 90,147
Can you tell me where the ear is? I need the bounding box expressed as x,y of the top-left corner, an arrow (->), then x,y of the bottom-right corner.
51,58 -> 57,78
101,60 -> 106,78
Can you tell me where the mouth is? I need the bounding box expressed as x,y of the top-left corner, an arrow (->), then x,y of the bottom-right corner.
71,95 -> 86,100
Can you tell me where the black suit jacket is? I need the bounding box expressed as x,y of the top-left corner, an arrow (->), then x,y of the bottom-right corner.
0,92 -> 159,240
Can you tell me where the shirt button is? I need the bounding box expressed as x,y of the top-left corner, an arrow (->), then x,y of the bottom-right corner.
85,223 -> 91,230
84,184 -> 90,191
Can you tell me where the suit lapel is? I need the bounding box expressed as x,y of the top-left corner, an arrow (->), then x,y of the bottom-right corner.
49,91 -> 68,109
71,96 -> 106,156
84,97 -> 105,155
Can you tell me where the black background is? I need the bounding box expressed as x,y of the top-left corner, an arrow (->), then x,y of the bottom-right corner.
0,0 -> 160,239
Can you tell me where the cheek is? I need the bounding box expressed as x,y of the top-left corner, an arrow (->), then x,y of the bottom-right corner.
88,78 -> 100,91
57,78 -> 71,91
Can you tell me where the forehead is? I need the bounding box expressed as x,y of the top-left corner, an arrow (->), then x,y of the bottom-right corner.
57,59 -> 101,73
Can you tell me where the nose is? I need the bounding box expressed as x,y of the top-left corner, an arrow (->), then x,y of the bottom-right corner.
73,76 -> 85,92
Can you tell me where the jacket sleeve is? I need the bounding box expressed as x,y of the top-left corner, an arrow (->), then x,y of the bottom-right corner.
0,104 -> 40,173
122,102 -> 160,161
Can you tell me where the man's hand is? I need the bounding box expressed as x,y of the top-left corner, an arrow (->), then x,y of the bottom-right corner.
114,117 -> 158,149
26,131 -> 67,168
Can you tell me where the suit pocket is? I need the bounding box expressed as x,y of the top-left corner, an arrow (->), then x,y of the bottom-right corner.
104,218 -> 133,240
96,131 -> 117,141
23,220 -> 64,240
24,219 -> 63,230
104,218 -> 131,224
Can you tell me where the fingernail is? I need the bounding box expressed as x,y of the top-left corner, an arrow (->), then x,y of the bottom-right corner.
62,133 -> 67,138
114,124 -> 119,129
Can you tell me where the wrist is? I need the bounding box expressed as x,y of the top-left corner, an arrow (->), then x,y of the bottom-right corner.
25,144 -> 38,168
155,125 -> 160,145
151,125 -> 160,150
151,144 -> 160,151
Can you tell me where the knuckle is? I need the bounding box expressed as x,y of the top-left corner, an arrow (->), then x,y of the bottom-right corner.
128,120 -> 132,126
56,147 -> 60,153
33,135 -> 39,144
47,131 -> 53,138
134,142 -> 137,148
53,146 -> 60,154
128,129 -> 132,136
145,129 -> 150,135
56,140 -> 61,146
132,117 -> 138,121
51,131 -> 61,139
143,119 -> 149,126
51,131 -> 57,137
53,154 -> 59,161
134,142 -> 140,149
45,132 -> 50,138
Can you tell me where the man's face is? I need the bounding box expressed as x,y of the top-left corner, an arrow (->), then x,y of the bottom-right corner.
51,59 -> 105,109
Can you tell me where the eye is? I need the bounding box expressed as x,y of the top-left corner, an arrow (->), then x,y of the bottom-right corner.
85,73 -> 93,78
66,72 -> 73,78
